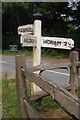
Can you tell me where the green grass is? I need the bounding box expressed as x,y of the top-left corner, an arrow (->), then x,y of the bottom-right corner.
77,90 -> 80,98
2,78 -> 18,118
2,48 -> 69,59
31,96 -> 72,118
0,50 -> 2,54
2,77 -> 66,118
32,96 -> 60,112
42,96 -> 60,110
2,49 -> 32,56
3,76 -> 80,118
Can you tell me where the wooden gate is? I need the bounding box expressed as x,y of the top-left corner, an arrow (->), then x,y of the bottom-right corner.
15,51 -> 80,119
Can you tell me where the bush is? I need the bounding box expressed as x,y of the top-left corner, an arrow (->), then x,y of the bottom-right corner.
2,34 -> 21,50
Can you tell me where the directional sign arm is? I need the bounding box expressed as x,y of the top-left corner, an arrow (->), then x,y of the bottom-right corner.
18,24 -> 33,35
41,37 -> 74,50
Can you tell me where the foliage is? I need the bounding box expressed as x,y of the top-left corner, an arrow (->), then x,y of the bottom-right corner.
2,77 -> 70,118
32,96 -> 60,111
2,2 -> 68,36
2,2 -> 80,50
2,48 -> 33,56
2,75 -> 80,118
2,48 -> 69,59
2,78 -> 18,118
31,96 -> 70,118
42,48 -> 70,58
2,34 -> 20,49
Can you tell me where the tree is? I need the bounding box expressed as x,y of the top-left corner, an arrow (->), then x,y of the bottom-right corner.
2,2 -> 69,36
2,2 -> 80,49
2,3 -> 29,34
66,1 -> 80,47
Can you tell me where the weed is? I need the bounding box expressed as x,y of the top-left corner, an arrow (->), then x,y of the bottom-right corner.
2,78 -> 18,118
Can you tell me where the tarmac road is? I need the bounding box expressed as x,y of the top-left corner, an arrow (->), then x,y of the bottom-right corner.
0,54 -> 80,120
1,54 -> 80,87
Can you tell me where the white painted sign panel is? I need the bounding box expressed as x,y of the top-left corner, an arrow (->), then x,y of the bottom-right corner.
18,24 -> 33,35
41,37 -> 74,50
21,34 -> 37,47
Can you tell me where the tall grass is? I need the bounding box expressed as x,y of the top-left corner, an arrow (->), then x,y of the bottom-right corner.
2,78 -> 18,118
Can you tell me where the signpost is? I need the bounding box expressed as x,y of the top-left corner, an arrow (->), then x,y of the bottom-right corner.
21,34 -> 37,47
18,12 -> 74,94
32,13 -> 42,94
18,24 -> 33,35
41,37 -> 74,50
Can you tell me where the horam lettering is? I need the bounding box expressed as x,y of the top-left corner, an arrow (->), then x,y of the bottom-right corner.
43,40 -> 57,45
56,41 -> 61,45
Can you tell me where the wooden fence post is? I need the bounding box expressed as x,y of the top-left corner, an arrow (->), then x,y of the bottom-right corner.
15,55 -> 29,118
69,51 -> 79,95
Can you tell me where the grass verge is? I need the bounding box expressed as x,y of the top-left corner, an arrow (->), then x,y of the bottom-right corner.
2,77 -> 79,119
31,96 -> 71,119
2,78 -> 18,118
2,49 -> 32,56
2,49 -> 69,59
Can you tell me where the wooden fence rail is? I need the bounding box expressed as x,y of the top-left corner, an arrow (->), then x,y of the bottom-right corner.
15,55 -> 29,118
15,51 -> 80,119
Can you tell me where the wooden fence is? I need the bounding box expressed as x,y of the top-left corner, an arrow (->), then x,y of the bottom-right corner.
15,51 -> 80,119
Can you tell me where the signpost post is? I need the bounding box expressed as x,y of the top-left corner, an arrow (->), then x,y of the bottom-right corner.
18,13 -> 74,95
32,13 -> 42,94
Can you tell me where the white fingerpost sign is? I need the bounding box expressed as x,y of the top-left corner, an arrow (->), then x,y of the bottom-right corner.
41,37 -> 74,50
18,12 -> 74,95
18,24 -> 33,35
21,34 -> 37,47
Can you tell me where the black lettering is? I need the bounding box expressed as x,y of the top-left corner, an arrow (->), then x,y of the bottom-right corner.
19,28 -> 32,33
24,38 -> 34,43
29,39 -> 34,43
44,40 -> 57,45
57,41 -> 61,45
53,41 -> 57,45
63,42 -> 67,46
24,38 -> 28,42
68,42 -> 71,46
43,40 -> 49,44
43,39 -> 62,46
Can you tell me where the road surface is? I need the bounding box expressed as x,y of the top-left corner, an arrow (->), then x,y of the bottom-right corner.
0,54 -> 80,119
1,54 -> 80,87
0,54 -> 80,120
